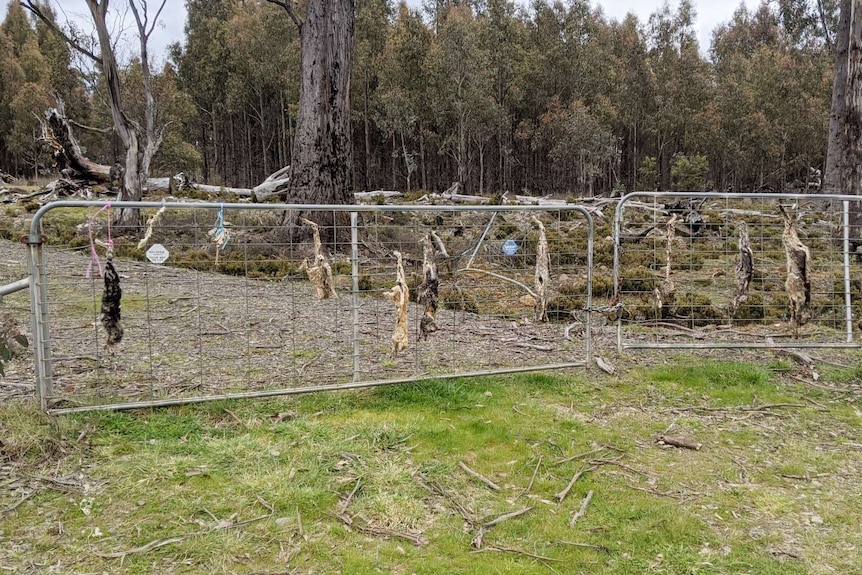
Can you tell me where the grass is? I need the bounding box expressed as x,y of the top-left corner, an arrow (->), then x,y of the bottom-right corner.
2,357 -> 861,574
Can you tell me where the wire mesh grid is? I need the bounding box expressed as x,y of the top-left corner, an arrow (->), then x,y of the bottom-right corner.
33,203 -> 593,411
613,193 -> 859,349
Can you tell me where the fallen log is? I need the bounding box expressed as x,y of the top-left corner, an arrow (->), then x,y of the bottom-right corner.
355,190 -> 402,201
43,107 -> 111,182
252,166 -> 291,202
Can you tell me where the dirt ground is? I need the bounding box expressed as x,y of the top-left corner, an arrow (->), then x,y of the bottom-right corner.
0,236 -> 595,409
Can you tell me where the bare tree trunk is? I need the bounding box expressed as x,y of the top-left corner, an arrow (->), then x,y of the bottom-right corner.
261,0 -> 354,235
363,67 -> 372,193
843,0 -> 862,237
420,129 -> 427,191
825,0 -> 852,194
458,112 -> 468,193
89,0 -> 139,225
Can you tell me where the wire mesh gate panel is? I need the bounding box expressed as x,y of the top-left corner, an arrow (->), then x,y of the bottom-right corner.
612,192 -> 860,350
28,202 -> 593,413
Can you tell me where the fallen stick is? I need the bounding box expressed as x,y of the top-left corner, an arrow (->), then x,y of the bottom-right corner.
480,506 -> 534,529
516,456 -> 542,500
553,446 -> 606,466
568,490 -> 594,527
422,479 -> 475,525
668,402 -> 807,413
594,357 -> 615,374
459,461 -> 501,492
556,466 -> 597,503
557,540 -> 608,551
776,348 -> 815,366
588,457 -> 652,478
96,504 -> 274,559
331,511 -> 429,546
1,491 -> 35,514
473,545 -> 563,563
338,477 -> 362,515
657,435 -> 702,450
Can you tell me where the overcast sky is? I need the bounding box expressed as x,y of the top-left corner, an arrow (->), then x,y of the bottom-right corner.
3,0 -> 763,63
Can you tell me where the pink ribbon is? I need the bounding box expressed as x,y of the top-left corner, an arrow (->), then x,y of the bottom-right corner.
86,202 -> 113,279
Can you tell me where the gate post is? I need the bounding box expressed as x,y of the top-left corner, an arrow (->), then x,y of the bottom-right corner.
27,223 -> 53,411
843,200 -> 854,343
350,211 -> 361,382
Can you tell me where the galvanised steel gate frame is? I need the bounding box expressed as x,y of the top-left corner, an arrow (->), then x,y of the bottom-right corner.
26,200 -> 594,414
613,191 -> 860,352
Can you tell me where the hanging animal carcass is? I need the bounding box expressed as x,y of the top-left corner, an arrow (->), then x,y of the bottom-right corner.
779,205 -> 811,337
385,251 -> 410,356
101,254 -> 123,349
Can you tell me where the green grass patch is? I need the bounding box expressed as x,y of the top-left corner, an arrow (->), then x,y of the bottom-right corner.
1,359 -> 860,574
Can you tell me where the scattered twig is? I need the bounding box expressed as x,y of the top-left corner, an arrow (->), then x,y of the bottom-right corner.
459,461 -> 501,492
619,483 -> 694,501
667,402 -> 807,414
515,342 -> 553,351
553,446 -> 606,466
656,435 -> 702,450
787,373 -> 852,393
459,268 -> 537,299
96,501 -> 275,559
471,526 -> 487,549
594,357 -> 615,374
330,510 -> 428,546
96,535 -> 187,559
473,545 -> 563,563
31,475 -> 85,493
557,540 -> 608,552
568,490 -> 594,527
338,477 -> 362,515
588,457 -> 651,478
556,466 -> 596,504
1,491 -> 35,515
775,348 -> 814,366
801,395 -> 828,410
0,381 -> 34,389
480,506 -> 534,529
422,479 -> 474,525
296,507 -> 305,538
222,408 -> 245,428
661,418 -> 677,436
516,456 -> 542,500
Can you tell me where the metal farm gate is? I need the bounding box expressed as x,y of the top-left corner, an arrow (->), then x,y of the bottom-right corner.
24,201 -> 594,414
612,192 -> 861,351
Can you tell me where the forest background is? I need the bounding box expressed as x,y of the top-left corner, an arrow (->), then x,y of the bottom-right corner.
0,0 -> 842,198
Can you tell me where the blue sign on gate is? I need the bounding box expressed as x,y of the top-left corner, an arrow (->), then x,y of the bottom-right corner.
502,239 -> 519,256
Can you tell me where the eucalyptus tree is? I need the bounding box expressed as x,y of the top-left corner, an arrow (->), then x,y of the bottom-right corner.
477,0 -> 528,194
1,2 -> 49,175
427,3 -> 493,194
824,0 -> 851,195
22,0 -> 169,224
824,0 -> 862,235
609,14 -> 655,192
377,2 -> 433,191
646,0 -> 712,190
353,0 -> 390,192
0,2 -> 90,177
258,0 -> 355,215
174,0 -> 238,184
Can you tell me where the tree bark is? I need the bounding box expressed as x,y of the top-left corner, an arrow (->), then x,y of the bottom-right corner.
825,0 -> 852,194
84,0 -> 144,225
842,0 -> 862,237
43,107 -> 111,181
262,0 -> 355,242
